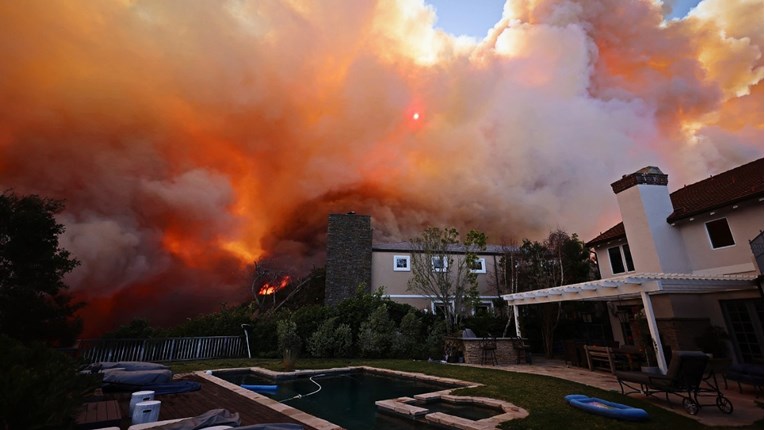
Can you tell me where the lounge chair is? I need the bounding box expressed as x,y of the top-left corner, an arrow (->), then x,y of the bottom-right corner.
128,408 -> 240,429
614,350 -> 732,415
90,361 -> 201,394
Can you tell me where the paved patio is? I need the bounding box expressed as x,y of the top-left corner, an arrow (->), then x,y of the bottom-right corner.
457,358 -> 763,427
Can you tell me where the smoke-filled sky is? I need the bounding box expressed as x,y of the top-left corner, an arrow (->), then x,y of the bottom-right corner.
1,0 -> 762,335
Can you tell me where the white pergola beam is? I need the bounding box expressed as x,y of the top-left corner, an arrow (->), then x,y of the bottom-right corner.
641,291 -> 668,373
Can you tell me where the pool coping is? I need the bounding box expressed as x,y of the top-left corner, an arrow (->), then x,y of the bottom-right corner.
196,366 -> 528,430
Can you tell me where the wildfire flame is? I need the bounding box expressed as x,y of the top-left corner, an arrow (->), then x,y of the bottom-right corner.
258,276 -> 291,296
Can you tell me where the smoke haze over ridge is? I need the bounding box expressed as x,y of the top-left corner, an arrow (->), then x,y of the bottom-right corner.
0,0 -> 761,335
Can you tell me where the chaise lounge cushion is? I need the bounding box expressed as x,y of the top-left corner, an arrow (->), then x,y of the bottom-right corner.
614,350 -> 709,390
102,368 -> 174,386
130,409 -> 240,430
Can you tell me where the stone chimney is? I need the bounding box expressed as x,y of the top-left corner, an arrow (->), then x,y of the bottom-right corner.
324,212 -> 372,306
611,167 -> 690,273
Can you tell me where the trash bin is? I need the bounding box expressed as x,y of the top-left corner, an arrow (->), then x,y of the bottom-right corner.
132,400 -> 161,425
129,390 -> 155,416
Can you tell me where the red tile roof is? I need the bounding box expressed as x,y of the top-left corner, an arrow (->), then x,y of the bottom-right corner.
666,158 -> 763,222
587,158 -> 763,247
586,222 -> 625,247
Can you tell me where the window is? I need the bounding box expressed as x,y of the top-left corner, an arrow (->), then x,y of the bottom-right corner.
706,218 -> 735,249
473,301 -> 493,315
393,255 -> 410,271
431,301 -> 453,316
469,258 -> 487,273
608,244 -> 635,274
431,256 -> 448,272
721,299 -> 763,363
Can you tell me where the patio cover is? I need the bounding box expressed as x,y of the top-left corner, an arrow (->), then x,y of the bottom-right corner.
501,272 -> 758,373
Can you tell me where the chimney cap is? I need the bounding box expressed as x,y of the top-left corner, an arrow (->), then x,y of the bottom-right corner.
611,165 -> 668,194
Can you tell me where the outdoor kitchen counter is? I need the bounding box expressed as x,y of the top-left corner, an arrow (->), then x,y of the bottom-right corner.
445,337 -> 528,365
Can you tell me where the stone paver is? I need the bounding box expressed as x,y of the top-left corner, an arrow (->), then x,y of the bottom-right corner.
457,358 -> 763,427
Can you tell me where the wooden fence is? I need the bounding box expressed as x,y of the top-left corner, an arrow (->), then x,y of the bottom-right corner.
77,335 -> 247,363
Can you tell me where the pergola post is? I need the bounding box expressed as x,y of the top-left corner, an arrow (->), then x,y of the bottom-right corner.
640,291 -> 667,373
513,305 -> 522,337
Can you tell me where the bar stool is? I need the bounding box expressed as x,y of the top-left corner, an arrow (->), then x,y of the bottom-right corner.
480,338 -> 498,365
512,338 -> 532,364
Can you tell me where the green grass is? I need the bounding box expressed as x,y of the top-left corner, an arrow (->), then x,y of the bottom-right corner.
168,358 -> 762,430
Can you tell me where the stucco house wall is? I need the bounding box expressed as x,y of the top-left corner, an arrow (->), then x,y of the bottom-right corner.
371,247 -> 506,313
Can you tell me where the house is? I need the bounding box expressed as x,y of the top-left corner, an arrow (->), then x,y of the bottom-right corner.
324,213 -> 513,315
502,158 -> 763,370
371,241 -> 512,315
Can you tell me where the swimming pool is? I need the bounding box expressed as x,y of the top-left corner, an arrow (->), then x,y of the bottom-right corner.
214,368 -> 458,429
204,366 -> 527,430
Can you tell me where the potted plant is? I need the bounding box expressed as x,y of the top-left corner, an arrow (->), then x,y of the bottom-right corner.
277,319 -> 302,371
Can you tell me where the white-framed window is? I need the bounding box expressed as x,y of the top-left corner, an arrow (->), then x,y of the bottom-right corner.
705,218 -> 736,249
431,300 -> 453,316
473,301 -> 494,315
469,258 -> 487,273
607,244 -> 635,274
431,256 -> 448,272
393,255 -> 411,271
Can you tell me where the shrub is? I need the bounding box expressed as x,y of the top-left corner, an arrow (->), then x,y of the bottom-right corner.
162,305 -> 251,337
276,318 -> 302,370
291,304 -> 330,345
425,319 -> 447,360
462,314 -> 506,337
358,304 -> 395,357
334,323 -> 353,358
0,335 -> 99,430
308,317 -> 338,358
334,286 -> 387,343
101,318 -> 156,339
391,310 -> 423,358
249,318 -> 278,358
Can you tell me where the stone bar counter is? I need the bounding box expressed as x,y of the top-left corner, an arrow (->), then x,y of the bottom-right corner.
445,337 -> 529,365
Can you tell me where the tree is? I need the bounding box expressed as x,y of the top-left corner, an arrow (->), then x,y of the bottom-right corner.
0,192 -> 82,346
407,227 -> 487,333
513,230 -> 590,357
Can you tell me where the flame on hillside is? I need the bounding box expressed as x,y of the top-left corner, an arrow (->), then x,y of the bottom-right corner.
258,276 -> 291,296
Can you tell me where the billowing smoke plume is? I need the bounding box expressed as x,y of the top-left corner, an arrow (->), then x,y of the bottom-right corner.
1,0 -> 761,335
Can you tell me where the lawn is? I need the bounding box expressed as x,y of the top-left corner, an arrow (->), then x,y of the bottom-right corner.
168,358 -> 762,430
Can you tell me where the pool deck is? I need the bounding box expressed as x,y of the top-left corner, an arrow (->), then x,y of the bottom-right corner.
100,360 -> 761,429
104,373 -> 319,430
458,357 -> 763,427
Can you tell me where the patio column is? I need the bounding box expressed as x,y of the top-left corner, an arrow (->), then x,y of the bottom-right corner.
640,291 -> 667,373
513,305 -> 522,337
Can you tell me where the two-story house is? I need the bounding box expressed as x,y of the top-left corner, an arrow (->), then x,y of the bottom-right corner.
371,242 -> 512,315
502,158 -> 763,370
324,213 -> 513,316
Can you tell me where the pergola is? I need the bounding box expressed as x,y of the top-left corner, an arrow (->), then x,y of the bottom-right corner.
502,272 -> 759,373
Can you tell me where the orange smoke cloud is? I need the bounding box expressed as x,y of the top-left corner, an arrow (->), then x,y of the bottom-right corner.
0,0 -> 761,336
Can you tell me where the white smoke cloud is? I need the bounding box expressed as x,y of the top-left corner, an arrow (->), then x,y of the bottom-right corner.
0,0 -> 760,333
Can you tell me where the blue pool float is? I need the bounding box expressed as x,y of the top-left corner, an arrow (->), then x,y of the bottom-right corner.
564,394 -> 648,421
241,384 -> 278,393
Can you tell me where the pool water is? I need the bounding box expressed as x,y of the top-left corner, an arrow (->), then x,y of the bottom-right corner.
215,371 -> 453,429
419,400 -> 501,421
